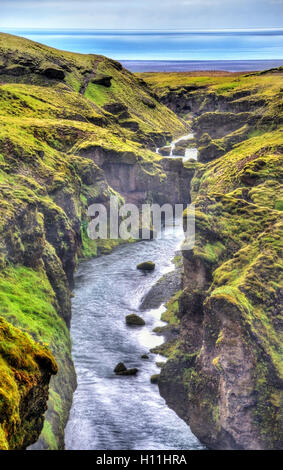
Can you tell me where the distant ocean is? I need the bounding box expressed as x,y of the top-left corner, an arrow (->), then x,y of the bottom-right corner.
2,29 -> 283,72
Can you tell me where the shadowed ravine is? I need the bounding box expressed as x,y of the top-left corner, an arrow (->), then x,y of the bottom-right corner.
65,221 -> 203,450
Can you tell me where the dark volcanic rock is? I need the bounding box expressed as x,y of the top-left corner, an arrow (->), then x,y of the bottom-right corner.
42,67 -> 65,80
114,362 -> 127,374
103,102 -> 130,119
119,368 -> 139,376
125,314 -> 146,326
159,146 -> 171,156
119,120 -> 140,131
91,74 -> 113,87
114,363 -> 139,376
173,145 -> 186,156
2,64 -> 29,76
137,261 -> 155,271
141,354 -> 149,359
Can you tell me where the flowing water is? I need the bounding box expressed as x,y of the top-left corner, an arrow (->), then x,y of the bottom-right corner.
65,137 -> 202,450
65,225 -> 203,450
157,133 -> 198,161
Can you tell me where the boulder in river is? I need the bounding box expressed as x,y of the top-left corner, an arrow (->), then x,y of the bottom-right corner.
126,314 -> 145,326
141,354 -> 149,359
137,261 -> 155,271
119,368 -> 138,376
114,362 -> 127,374
114,362 -> 139,376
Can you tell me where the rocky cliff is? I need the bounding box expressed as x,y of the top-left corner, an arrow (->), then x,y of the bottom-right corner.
142,69 -> 283,449
0,33 -> 188,449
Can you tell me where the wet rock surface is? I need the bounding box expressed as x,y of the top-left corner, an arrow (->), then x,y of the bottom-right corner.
137,261 -> 156,271
114,363 -> 139,376
125,314 -> 146,326
140,266 -> 182,311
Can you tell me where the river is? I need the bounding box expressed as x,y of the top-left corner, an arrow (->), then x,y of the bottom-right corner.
65,137 -> 203,450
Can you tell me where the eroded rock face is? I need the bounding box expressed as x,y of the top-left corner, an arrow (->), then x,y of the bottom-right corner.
78,146 -> 193,207
147,70 -> 283,450
141,96 -> 156,108
160,236 -> 282,449
91,74 -> 112,87
159,146 -> 171,156
0,318 -> 58,450
42,67 -> 65,80
0,33 -> 187,449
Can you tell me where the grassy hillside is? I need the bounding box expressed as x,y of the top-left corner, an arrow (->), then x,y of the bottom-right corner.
142,69 -> 283,449
0,32 -> 187,449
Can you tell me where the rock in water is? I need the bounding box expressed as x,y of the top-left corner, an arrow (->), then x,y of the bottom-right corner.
141,354 -> 149,359
137,261 -> 155,271
125,314 -> 145,326
119,368 -> 138,376
114,362 -> 127,374
114,362 -> 139,376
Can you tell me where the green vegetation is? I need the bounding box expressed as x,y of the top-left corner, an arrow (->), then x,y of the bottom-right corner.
142,68 -> 283,449
0,316 -> 57,450
0,32 -> 187,449
0,265 -> 72,449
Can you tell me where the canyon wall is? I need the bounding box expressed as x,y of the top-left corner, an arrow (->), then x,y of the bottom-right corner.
142,69 -> 283,449
0,33 -> 188,449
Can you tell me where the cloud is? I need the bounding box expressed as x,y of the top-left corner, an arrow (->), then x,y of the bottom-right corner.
0,0 -> 283,29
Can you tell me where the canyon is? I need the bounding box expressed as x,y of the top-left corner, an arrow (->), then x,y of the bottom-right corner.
142,69 -> 283,450
0,33 -> 282,450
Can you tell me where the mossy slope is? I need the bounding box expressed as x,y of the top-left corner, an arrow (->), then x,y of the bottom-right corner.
0,316 -> 57,450
0,32 -> 187,449
147,70 -> 283,449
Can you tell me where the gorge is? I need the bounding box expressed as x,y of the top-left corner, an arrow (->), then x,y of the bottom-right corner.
0,32 -> 282,451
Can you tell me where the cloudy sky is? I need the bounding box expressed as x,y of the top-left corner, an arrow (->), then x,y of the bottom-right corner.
1,0 -> 283,29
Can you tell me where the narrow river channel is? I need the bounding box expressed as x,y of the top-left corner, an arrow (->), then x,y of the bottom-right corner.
65,136 -> 202,450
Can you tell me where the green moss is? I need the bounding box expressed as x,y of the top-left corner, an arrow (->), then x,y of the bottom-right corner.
80,222 -> 98,259
161,290 -> 182,325
0,316 -> 57,450
0,31 -> 190,450
0,265 -> 72,448
195,241 -> 225,265
151,339 -> 181,358
39,419 -> 58,450
141,67 -> 283,449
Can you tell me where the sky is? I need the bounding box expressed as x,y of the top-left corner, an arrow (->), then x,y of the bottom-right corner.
0,0 -> 283,30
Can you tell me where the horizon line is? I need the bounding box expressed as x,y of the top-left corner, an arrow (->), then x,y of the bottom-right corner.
1,27 -> 283,32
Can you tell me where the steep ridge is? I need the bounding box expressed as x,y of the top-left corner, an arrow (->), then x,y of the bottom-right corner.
0,33 -> 188,449
141,70 -> 283,449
